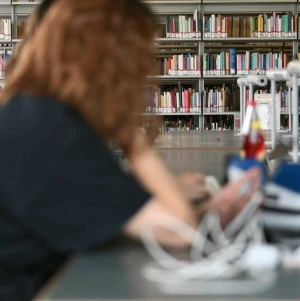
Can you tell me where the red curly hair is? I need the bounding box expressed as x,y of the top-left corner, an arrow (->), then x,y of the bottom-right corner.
1,0 -> 156,155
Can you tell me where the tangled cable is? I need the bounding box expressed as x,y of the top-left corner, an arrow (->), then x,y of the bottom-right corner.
141,192 -> 280,295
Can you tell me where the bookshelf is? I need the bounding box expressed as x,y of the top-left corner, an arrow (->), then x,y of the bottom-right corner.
142,0 -> 300,133
0,0 -> 11,89
0,0 -> 298,132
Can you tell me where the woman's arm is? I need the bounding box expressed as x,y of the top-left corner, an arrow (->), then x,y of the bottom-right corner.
124,168 -> 261,248
127,133 -> 199,227
124,197 -> 194,248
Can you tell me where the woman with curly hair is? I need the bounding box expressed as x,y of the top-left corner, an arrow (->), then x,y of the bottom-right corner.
0,0 -> 260,300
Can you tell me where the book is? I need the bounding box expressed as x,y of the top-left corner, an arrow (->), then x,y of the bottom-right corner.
254,93 -> 281,130
229,48 -> 237,75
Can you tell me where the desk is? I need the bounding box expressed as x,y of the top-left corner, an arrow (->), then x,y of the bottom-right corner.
36,244 -> 300,301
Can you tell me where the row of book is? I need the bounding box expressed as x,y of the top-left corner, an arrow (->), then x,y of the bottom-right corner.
165,12 -> 299,39
159,54 -> 202,76
161,118 -> 200,133
159,114 -> 292,133
145,84 -> 238,113
204,115 -> 235,131
156,50 -> 292,76
145,84 -> 293,114
254,90 -> 296,113
0,19 -> 11,41
250,13 -> 296,38
160,116 -> 235,132
146,85 -> 202,113
0,49 -> 11,77
203,50 -> 289,76
203,87 -> 235,113
166,11 -> 201,38
156,55 -> 189,76
203,13 -> 297,38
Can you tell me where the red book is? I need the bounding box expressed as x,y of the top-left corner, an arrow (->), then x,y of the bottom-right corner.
172,18 -> 176,35
168,57 -> 172,71
184,89 -> 190,113
170,90 -> 176,112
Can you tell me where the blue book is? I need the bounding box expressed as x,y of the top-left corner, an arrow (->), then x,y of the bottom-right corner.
229,48 -> 236,75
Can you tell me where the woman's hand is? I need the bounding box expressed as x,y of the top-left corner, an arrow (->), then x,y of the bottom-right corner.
177,172 -> 211,204
210,168 -> 261,227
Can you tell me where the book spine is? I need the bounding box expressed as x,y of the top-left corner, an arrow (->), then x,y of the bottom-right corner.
229,48 -> 236,75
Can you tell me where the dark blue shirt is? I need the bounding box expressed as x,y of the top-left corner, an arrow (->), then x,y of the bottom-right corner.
0,93 -> 149,301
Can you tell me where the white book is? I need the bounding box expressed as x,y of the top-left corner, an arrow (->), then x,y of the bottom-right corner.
254,93 -> 280,130
176,92 -> 180,112
4,20 -> 9,40
0,20 -> 4,40
194,9 -> 198,37
211,14 -> 215,37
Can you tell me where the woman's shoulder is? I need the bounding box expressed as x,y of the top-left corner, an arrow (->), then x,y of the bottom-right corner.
3,92 -> 71,118
0,92 -> 113,168
0,92 -> 104,148
0,92 -> 82,130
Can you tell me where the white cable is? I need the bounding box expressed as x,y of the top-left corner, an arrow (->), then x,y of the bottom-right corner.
224,191 -> 263,237
208,212 -> 231,248
190,212 -> 220,261
142,213 -> 197,269
141,191 -> 279,295
190,193 -> 263,262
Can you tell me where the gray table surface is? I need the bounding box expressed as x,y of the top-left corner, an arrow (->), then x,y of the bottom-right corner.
36,243 -> 300,301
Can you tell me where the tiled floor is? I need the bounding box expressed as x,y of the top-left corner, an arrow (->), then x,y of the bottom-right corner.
155,131 -> 242,182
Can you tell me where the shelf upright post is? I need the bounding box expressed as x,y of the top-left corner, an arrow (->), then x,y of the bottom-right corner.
271,79 -> 277,149
286,80 -> 294,132
199,0 -> 204,131
266,70 -> 290,150
237,77 -> 248,135
287,60 -> 300,163
292,73 -> 299,162
288,84 -> 292,131
12,1 -> 16,51
294,2 -> 299,59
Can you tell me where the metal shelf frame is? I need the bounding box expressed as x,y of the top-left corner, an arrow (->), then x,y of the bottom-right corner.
0,0 -> 298,130
143,0 -> 300,129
